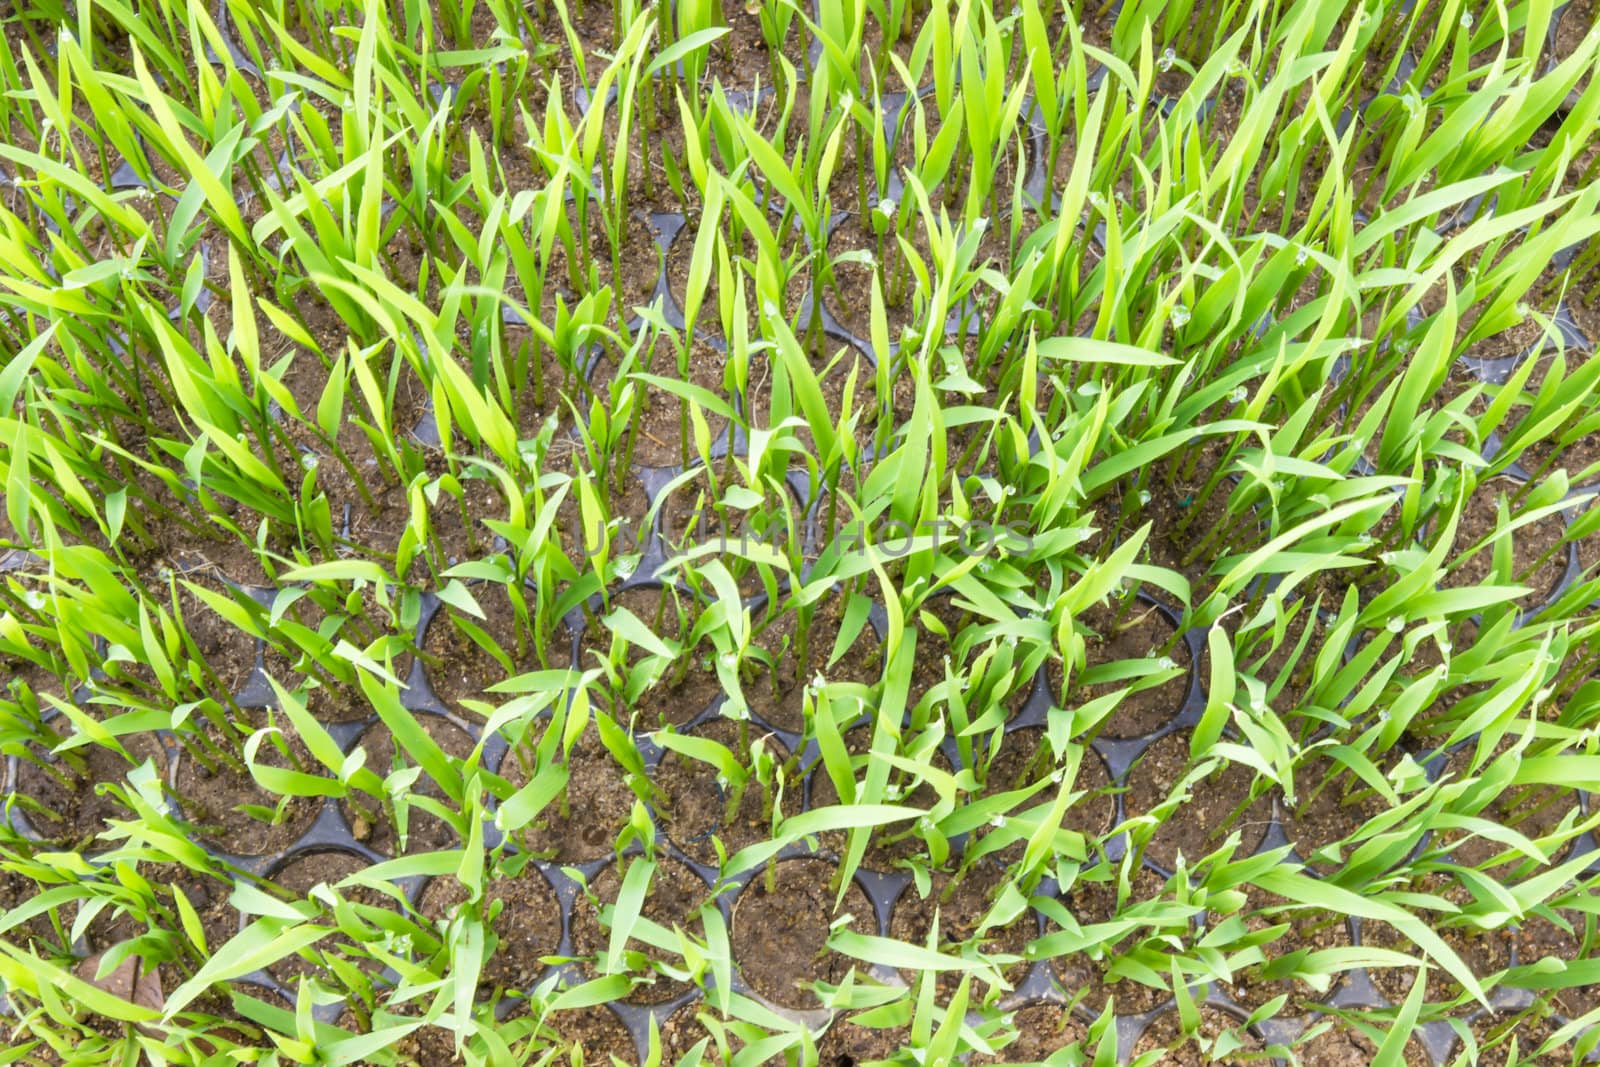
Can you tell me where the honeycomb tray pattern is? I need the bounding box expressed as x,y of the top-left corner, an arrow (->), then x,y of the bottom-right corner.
7,196 -> 1599,1067
6,545 -> 1595,1063
4,5 -> 1598,1063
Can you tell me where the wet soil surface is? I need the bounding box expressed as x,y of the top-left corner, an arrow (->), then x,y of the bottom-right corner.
729,858 -> 876,1010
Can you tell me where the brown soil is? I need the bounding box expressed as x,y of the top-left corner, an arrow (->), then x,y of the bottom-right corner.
266,849 -> 398,984
420,593 -> 537,712
823,209 -> 979,342
568,857 -> 707,1004
1552,0 -> 1597,66
174,722 -> 322,856
1214,889 -> 1351,1012
1279,753 -> 1395,866
902,101 -> 1032,218
166,988 -> 284,1059
657,478 -> 754,555
747,592 -> 883,732
659,1005 -> 744,1064
1564,273 -> 1600,342
500,325 -> 588,435
13,726 -> 167,847
1154,68 -> 1195,104
655,478 -> 800,599
742,341 -> 881,459
316,587 -> 417,681
549,451 -> 655,568
1122,732 -> 1273,870
413,468 -> 505,574
1410,0 -> 1538,92
1576,505 -> 1600,578
1427,362 -> 1495,455
611,589 -> 723,729
1469,1009 -> 1571,1066
975,727 -> 1116,864
661,209 -> 813,344
577,585 -> 700,686
1130,1006 -> 1262,1065
1437,742 -> 1582,872
1108,445 -> 1257,596
540,209 -> 662,330
1463,315 -> 1551,369
1442,485 -> 1570,613
538,1004 -> 637,1063
729,858 -> 876,1010
1362,897 -> 1515,1006
863,343 -> 922,435
76,863 -> 243,986
341,716 -> 475,856
180,579 -> 266,694
886,866 -> 1033,1000
587,337 -> 730,468
0,865 -> 66,955
256,591 -> 344,704
1051,866 -> 1176,1016
1491,307 -> 1593,390
652,717 -> 786,866
1289,1021 -> 1432,1066
971,1001 -> 1091,1063
1232,601 -> 1333,721
532,0 -> 615,101
290,683 -> 375,726
162,867 -> 245,971
418,859 -> 561,993
905,594 -> 974,714
634,655 -> 724,730
506,725 -> 638,863
21,6 -> 1600,1064
247,593 -> 383,688
806,724 -> 950,868
273,334 -> 428,531
816,1010 -> 912,1064
386,1020 -> 468,1066
690,5 -> 792,92
851,9 -> 925,89
1513,909 -> 1600,1018
1202,80 -> 1249,154
594,83 -> 695,208
1519,412 -> 1600,489
1067,600 -> 1191,739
